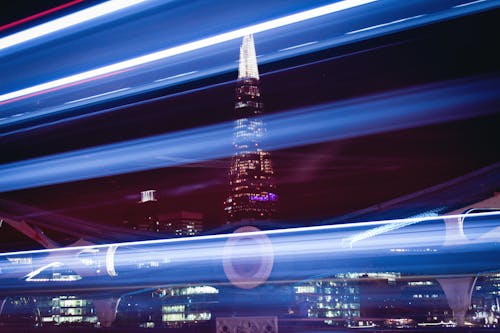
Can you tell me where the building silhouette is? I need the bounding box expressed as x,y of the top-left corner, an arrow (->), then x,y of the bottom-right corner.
134,190 -> 160,231
224,35 -> 278,223
133,190 -> 203,237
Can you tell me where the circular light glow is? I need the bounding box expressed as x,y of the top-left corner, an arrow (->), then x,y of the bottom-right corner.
106,245 -> 118,277
222,226 -> 274,289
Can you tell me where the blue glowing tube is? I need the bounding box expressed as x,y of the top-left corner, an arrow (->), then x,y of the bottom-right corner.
1,75 -> 498,191
0,212 -> 499,295
0,0 -> 376,104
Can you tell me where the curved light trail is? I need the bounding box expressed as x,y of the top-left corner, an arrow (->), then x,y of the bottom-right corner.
1,0 -> 498,130
0,211 -> 498,293
0,0 -> 377,104
0,75 -> 497,192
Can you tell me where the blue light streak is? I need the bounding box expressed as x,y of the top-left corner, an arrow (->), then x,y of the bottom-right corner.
0,212 -> 498,293
0,75 -> 498,192
0,0 -> 376,104
346,15 -> 425,34
1,211 -> 496,257
0,0 -> 150,52
2,0 -> 498,127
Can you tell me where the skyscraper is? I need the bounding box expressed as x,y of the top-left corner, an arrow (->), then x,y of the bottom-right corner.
224,35 -> 277,223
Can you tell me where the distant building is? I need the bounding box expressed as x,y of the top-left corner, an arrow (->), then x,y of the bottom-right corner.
134,189 -> 160,231
289,272 -> 458,328
357,273 -> 454,327
357,272 -> 400,322
160,285 -> 219,328
133,190 -> 203,237
0,296 -> 38,327
37,296 -> 98,327
470,273 -> 500,327
399,278 -> 451,325
115,290 -> 162,329
291,274 -> 361,327
158,211 -> 203,237
224,35 -> 278,223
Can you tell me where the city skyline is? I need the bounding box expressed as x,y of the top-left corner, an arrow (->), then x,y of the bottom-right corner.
1,4 -> 499,241
0,1 -> 499,330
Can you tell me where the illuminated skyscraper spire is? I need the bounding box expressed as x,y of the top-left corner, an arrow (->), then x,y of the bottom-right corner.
225,35 -> 277,223
238,34 -> 260,80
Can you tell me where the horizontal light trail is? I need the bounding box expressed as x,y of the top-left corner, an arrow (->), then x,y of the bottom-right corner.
0,67 -> 133,109
342,218 -> 421,248
279,41 -> 318,52
346,15 -> 425,34
0,211 -> 498,258
0,211 -> 498,293
64,87 -> 130,104
0,75 -> 498,192
154,71 -> 198,82
0,0 -> 84,33
454,0 -> 487,8
0,43 -> 402,129
2,0 -> 498,125
0,0 -> 149,51
0,0 -> 377,104
0,66 -> 238,132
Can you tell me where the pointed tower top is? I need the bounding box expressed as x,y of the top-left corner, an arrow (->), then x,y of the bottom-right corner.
238,35 -> 259,80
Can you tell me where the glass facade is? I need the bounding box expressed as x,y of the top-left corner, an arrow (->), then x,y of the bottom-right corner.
160,285 -> 218,327
36,296 -> 97,326
225,36 -> 277,222
470,273 -> 500,326
291,276 -> 360,327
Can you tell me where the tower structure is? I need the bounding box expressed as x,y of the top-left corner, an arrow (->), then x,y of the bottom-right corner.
224,35 -> 277,223
134,189 -> 159,231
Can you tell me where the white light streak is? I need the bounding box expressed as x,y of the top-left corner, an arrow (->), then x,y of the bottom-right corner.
0,0 -> 149,51
342,208 -> 445,247
24,262 -> 74,282
346,14 -> 425,34
0,0 -> 376,104
1,211 -> 499,258
64,87 -> 130,104
1,76 -> 497,190
279,41 -> 318,52
453,0 -> 487,8
154,71 -> 198,82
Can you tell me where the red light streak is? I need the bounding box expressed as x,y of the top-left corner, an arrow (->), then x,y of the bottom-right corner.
0,0 -> 85,33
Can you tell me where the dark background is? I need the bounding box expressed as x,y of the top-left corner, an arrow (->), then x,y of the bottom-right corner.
1,5 -> 499,244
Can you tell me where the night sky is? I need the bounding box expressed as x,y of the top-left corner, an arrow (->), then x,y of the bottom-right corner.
1,8 -> 499,245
